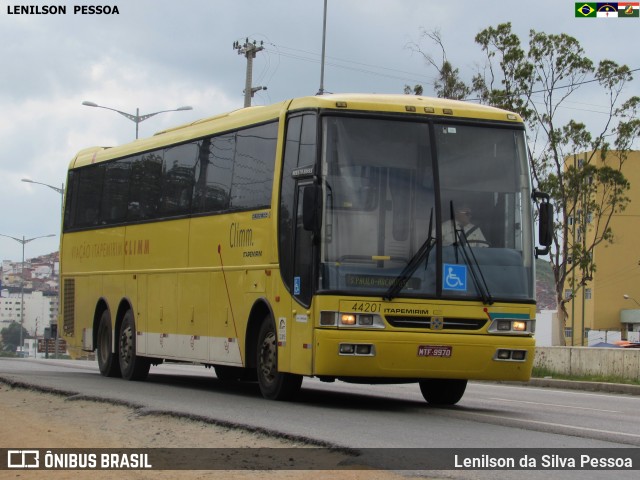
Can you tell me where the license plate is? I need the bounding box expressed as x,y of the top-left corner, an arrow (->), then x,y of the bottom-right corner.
417,345 -> 452,357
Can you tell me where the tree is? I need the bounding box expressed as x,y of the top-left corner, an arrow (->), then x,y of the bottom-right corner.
472,23 -> 638,344
1,321 -> 30,354
409,23 -> 639,344
405,29 -> 469,99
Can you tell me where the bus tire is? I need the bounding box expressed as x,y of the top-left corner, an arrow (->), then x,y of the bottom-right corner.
97,310 -> 121,378
419,379 -> 467,406
118,309 -> 151,381
256,316 -> 302,400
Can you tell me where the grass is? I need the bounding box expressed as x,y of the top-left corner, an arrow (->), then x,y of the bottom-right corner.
532,366 -> 640,386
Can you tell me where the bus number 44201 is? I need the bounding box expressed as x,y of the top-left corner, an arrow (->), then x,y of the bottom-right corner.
418,345 -> 452,357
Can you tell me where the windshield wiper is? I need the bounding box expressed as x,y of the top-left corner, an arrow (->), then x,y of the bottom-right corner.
384,209 -> 435,301
449,201 -> 493,305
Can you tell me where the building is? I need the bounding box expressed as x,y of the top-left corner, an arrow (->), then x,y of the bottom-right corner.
0,252 -> 59,350
563,150 -> 640,345
0,288 -> 58,337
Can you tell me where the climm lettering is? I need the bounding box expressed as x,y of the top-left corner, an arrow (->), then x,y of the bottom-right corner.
7,5 -> 67,14
230,223 -> 254,248
124,239 -> 150,256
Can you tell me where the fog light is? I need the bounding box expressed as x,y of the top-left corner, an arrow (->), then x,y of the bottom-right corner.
512,350 -> 526,361
341,314 -> 356,325
355,344 -> 371,355
497,349 -> 511,360
339,344 -> 355,354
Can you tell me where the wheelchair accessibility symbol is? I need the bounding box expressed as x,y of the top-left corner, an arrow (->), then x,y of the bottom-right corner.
443,264 -> 467,291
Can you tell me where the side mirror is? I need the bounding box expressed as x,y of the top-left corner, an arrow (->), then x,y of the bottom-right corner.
533,192 -> 553,257
302,185 -> 322,233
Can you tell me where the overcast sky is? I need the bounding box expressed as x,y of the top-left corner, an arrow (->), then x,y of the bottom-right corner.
0,0 -> 638,261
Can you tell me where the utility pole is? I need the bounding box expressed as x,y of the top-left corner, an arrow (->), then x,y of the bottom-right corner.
233,38 -> 266,107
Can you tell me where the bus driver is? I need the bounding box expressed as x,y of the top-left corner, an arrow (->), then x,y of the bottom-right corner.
441,205 -> 488,247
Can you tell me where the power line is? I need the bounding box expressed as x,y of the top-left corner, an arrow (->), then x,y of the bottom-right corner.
262,40 -> 637,108
263,43 -> 436,88
267,43 -> 433,80
464,68 -> 640,103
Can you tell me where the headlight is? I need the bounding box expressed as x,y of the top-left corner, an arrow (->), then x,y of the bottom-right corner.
319,311 -> 385,328
488,318 -> 534,335
512,321 -> 527,332
341,314 -> 356,325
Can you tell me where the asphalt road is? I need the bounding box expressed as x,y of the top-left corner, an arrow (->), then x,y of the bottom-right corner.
1,357 -> 639,478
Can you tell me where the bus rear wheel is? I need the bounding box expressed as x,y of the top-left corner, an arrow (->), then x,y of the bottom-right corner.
118,309 -> 151,381
256,317 -> 302,400
97,310 -> 120,378
419,379 -> 467,406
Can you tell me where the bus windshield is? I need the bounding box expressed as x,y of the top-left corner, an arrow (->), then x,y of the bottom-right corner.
319,116 -> 534,302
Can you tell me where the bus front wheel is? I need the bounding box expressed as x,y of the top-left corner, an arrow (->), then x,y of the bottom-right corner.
97,310 -> 120,378
419,379 -> 467,406
256,317 -> 302,400
118,309 -> 151,381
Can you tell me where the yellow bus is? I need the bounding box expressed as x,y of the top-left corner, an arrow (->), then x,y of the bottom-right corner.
60,94 -> 552,405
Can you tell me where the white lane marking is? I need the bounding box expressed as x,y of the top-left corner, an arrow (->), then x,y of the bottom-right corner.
488,397 -> 620,413
459,410 -> 640,440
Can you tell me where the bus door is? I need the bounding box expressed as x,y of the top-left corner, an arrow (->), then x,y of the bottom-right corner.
280,180 -> 316,375
278,112 -> 318,374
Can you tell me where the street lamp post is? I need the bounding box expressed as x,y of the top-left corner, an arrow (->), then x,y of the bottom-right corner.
82,101 -> 193,139
317,0 -> 328,95
21,178 -> 65,355
0,233 -> 55,356
21,179 -> 64,218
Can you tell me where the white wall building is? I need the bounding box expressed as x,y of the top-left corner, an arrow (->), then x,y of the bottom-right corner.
535,310 -> 560,346
32,264 -> 53,279
0,289 -> 58,336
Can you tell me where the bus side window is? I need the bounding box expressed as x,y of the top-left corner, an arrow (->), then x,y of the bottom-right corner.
102,159 -> 131,224
193,137 -> 228,213
75,164 -> 105,228
128,153 -> 162,221
160,141 -> 199,217
229,123 -> 278,211
197,133 -> 234,213
63,170 -> 78,231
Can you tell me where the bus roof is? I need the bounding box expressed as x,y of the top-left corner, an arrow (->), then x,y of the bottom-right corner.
287,93 -> 522,122
69,94 -> 522,169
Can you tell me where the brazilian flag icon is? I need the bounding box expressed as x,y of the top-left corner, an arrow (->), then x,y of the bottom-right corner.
576,2 -> 597,16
